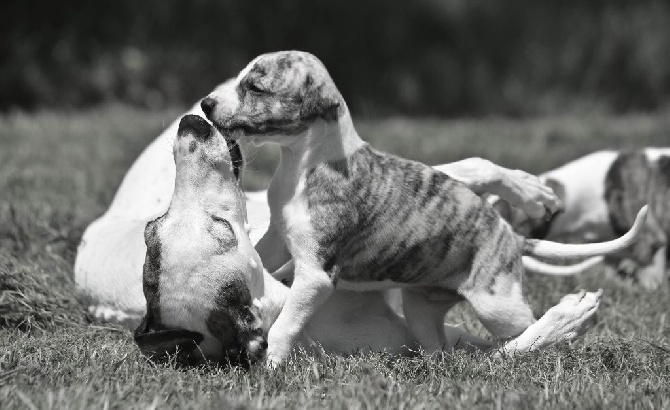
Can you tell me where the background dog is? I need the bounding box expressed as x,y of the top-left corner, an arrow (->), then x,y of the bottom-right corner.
492,148 -> 670,289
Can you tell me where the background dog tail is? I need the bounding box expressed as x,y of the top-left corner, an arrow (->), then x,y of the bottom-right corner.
523,205 -> 648,259
522,255 -> 603,276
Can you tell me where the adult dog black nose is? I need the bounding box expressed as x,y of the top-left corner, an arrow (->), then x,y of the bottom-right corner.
201,97 -> 217,117
178,114 -> 211,140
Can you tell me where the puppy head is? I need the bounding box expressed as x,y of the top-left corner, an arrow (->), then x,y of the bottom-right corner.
200,51 -> 344,144
134,115 -> 266,366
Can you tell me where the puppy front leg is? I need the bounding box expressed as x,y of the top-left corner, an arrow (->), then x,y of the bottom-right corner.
266,262 -> 335,365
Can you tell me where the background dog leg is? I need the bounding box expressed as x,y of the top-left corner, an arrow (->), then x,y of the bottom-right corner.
636,245 -> 667,290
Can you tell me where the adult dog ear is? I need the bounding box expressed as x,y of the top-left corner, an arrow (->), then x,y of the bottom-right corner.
299,74 -> 342,122
134,316 -> 204,360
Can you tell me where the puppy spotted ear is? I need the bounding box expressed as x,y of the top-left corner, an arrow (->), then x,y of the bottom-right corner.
299,74 -> 342,122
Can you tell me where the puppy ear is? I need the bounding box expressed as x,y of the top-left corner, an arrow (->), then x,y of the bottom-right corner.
299,74 -> 342,122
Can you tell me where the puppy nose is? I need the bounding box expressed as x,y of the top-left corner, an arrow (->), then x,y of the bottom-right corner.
178,114 -> 211,140
201,97 -> 217,117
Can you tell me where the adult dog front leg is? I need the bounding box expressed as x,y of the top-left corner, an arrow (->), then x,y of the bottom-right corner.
265,263 -> 335,365
434,159 -> 561,219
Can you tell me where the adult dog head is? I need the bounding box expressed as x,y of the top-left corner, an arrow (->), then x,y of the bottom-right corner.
201,51 -> 347,147
133,114 -> 267,366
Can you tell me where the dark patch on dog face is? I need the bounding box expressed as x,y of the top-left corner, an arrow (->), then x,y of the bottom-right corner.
651,155 -> 670,235
206,277 -> 266,365
134,216 -> 205,363
604,151 -> 651,236
604,150 -> 669,266
211,51 -> 343,138
141,217 -> 163,323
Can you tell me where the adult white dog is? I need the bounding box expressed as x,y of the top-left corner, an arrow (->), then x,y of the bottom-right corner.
76,79 -> 601,360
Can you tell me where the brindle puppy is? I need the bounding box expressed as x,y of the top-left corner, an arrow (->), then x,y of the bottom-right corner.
202,51 -> 648,365
134,114 -> 266,365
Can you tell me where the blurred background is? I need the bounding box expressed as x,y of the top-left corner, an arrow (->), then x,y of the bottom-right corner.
3,0 -> 670,117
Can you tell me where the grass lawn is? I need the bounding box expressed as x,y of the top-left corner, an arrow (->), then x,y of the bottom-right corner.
1,105 -> 669,408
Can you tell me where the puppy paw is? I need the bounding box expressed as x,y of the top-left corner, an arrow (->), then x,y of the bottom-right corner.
538,289 -> 602,344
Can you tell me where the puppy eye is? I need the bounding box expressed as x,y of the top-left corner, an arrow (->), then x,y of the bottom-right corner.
247,82 -> 267,94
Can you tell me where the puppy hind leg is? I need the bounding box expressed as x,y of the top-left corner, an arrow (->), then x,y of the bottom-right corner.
492,289 -> 602,357
402,288 -> 459,353
465,282 -> 536,341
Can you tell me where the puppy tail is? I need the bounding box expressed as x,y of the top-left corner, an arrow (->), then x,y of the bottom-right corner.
523,205 -> 648,259
522,255 -> 603,276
